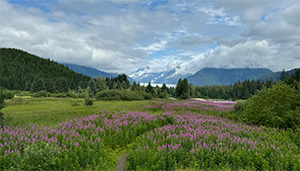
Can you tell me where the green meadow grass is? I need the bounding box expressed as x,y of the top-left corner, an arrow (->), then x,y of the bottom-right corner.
2,97 -> 169,126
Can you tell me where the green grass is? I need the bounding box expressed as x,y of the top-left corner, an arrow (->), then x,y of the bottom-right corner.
2,97 -> 169,126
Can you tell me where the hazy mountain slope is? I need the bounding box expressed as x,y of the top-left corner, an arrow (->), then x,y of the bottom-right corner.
63,63 -> 135,83
257,68 -> 298,81
187,68 -> 273,86
62,63 -> 114,78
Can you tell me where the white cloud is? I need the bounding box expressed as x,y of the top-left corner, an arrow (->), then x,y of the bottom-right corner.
0,0 -> 299,76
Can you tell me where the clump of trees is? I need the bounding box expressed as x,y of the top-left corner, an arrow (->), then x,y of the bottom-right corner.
234,69 -> 300,130
237,82 -> 300,129
175,78 -> 189,99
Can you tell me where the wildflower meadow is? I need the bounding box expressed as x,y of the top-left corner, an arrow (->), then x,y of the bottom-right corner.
1,100 -> 299,170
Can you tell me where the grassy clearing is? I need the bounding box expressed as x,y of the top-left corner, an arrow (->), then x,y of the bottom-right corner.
2,97 -> 169,126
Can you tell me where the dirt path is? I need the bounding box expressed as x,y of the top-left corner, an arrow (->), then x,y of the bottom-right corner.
115,153 -> 129,171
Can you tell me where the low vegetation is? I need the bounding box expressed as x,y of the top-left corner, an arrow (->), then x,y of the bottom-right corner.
1,97 -> 300,170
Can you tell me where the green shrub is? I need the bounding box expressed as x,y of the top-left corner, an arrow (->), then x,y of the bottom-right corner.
96,90 -> 153,101
240,82 -> 300,129
96,90 -> 122,101
32,91 -> 50,97
233,100 -> 247,115
71,102 -> 80,106
85,98 -> 93,106
138,91 -> 153,100
2,89 -> 15,99
53,93 -> 67,98
20,141 -> 60,170
66,91 -> 79,98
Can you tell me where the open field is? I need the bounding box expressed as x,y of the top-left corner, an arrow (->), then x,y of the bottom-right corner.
1,98 -> 300,170
2,97 -> 170,126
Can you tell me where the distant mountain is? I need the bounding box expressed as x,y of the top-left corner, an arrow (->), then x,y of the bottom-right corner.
187,68 -> 273,86
129,66 -> 191,84
257,68 -> 298,81
62,63 -> 114,78
63,63 -> 135,83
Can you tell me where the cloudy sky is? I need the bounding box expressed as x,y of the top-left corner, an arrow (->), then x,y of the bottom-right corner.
0,0 -> 299,74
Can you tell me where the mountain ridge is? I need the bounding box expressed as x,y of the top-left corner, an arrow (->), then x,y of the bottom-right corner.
129,66 -> 190,84
62,63 -> 135,83
187,67 -> 273,86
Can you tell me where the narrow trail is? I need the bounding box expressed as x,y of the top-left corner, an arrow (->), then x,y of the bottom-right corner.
115,153 -> 129,171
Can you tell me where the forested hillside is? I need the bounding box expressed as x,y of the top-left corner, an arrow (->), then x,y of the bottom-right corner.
0,48 -> 91,91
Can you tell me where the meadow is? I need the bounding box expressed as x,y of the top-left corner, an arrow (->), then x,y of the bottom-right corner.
1,97 -> 300,170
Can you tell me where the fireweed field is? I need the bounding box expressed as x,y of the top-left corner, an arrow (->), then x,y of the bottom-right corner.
1,98 -> 300,170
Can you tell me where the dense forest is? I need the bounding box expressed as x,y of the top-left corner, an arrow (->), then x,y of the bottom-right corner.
0,48 -> 91,92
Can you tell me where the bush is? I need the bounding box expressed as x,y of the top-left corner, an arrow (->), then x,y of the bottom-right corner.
52,93 -> 67,98
32,91 -> 50,97
2,89 -> 15,99
0,90 -> 4,125
96,90 -> 153,101
85,98 -> 93,106
232,100 -> 248,117
20,141 -> 60,170
71,102 -> 80,107
96,90 -> 122,101
240,82 -> 300,130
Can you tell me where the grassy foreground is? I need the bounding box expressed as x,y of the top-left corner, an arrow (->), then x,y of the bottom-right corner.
1,98 -> 299,170
2,97 -> 168,126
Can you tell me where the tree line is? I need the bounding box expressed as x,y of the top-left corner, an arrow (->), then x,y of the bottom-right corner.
174,68 -> 300,100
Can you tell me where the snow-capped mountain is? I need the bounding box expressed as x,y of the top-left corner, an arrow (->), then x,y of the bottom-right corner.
129,66 -> 191,84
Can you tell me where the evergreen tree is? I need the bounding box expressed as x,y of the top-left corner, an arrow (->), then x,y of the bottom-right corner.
54,77 -> 69,93
280,69 -> 287,81
175,78 -> 182,98
112,81 -> 121,90
131,81 -> 138,91
161,83 -> 167,93
77,86 -> 84,98
176,78 -> 189,99
88,79 -> 97,96
25,80 -> 32,91
95,77 -> 107,91
31,78 -> 46,92
121,81 -> 128,90
145,82 -> 155,96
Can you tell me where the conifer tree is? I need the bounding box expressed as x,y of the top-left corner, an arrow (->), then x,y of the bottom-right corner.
95,77 -> 107,91
176,78 -> 189,99
88,79 -> 97,96
54,77 -> 69,93
31,78 -> 46,92
25,80 -> 32,91
145,82 -> 155,96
